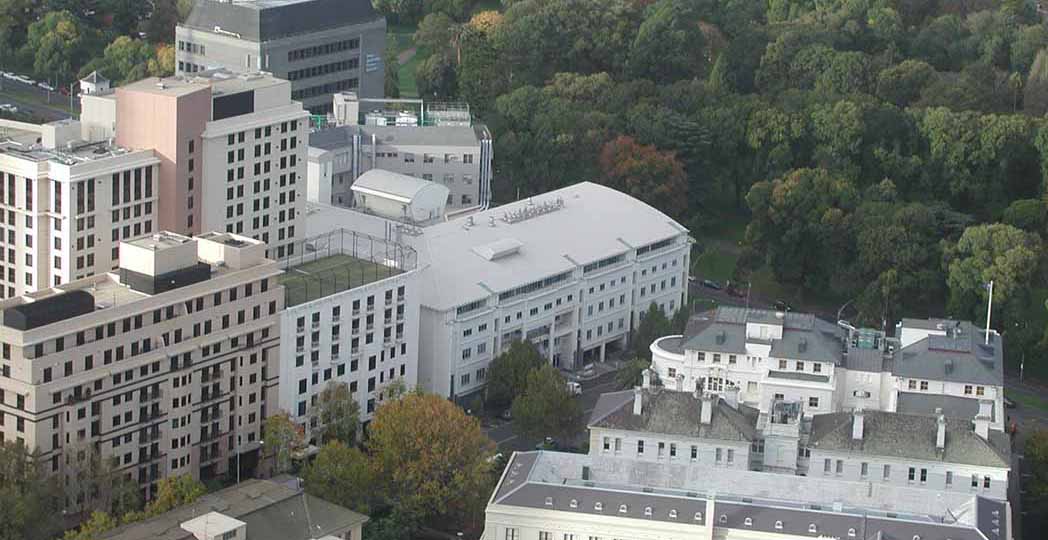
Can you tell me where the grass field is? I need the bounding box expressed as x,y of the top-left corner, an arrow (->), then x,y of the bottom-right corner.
279,254 -> 401,306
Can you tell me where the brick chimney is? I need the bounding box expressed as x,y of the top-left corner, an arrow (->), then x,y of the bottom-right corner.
973,399 -> 993,440
852,408 -> 864,441
700,393 -> 714,425
936,410 -> 947,450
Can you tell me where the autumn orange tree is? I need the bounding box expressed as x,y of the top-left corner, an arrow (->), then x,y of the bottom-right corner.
598,135 -> 689,219
368,392 -> 496,537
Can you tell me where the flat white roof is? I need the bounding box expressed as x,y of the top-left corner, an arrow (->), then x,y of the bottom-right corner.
416,181 -> 688,311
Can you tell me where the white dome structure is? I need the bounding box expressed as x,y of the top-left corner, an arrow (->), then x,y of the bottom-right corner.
350,169 -> 450,223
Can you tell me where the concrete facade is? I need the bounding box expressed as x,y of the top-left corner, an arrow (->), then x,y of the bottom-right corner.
87,71 -> 309,261
176,0 -> 386,113
0,231 -> 282,506
0,119 -> 160,297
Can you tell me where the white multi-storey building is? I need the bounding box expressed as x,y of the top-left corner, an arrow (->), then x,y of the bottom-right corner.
650,307 -> 843,416
0,118 -> 160,297
304,181 -> 690,401
275,228 -> 420,434
0,231 -> 282,504
417,182 -> 689,400
651,309 -> 1008,431
484,450 -> 1011,540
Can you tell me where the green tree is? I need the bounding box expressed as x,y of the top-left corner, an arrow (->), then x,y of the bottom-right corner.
616,357 -> 652,389
632,302 -> 671,358
142,475 -> 206,516
22,10 -> 101,85
415,52 -> 457,99
1002,199 -> 1047,233
876,59 -> 936,107
484,340 -> 545,408
383,43 -> 401,99
511,364 -> 583,442
1025,48 -> 1048,116
103,0 -> 146,36
1026,430 -> 1048,499
311,382 -> 361,445
0,442 -> 63,540
303,442 -> 373,514
144,0 -> 180,43
368,393 -> 495,536
371,0 -> 424,25
263,413 -> 302,475
63,511 -> 119,540
628,0 -> 707,83
944,223 -> 1042,321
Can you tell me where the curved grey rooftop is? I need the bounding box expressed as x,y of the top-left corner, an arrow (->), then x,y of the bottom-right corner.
182,0 -> 382,41
350,169 -> 448,203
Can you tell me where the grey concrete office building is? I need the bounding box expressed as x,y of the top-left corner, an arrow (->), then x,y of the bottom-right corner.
175,0 -> 386,113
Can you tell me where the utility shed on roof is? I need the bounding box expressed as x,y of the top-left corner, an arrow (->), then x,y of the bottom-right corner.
350,169 -> 449,223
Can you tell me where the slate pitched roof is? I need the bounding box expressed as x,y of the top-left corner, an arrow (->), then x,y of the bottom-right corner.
589,388 -> 759,442
682,307 -> 844,364
808,410 -> 1009,468
893,321 -> 1003,386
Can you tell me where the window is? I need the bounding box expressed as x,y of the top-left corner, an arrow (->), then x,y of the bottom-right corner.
972,474 -> 979,488
824,458 -> 832,473
908,379 -> 917,390
920,380 -> 929,391
637,440 -> 644,454
964,385 -> 973,395
976,386 -> 985,396
983,476 -> 991,489
808,397 -> 819,408
504,529 -> 517,540
883,464 -> 891,479
946,471 -> 953,486
796,361 -> 804,371
603,437 -> 610,451
920,468 -> 928,483
778,359 -> 787,369
835,459 -> 843,474
861,462 -> 868,477
908,467 -> 916,482
691,445 -> 697,460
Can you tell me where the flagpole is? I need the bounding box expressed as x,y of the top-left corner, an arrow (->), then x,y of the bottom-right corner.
985,280 -> 993,345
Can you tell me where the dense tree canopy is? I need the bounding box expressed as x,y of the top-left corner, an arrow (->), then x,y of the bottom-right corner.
511,364 -> 583,441
484,339 -> 545,408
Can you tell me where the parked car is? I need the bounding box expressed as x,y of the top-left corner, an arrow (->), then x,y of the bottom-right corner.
535,437 -> 558,450
499,408 -> 512,421
0,104 -> 19,113
1,72 -> 16,80
773,300 -> 792,311
701,279 -> 722,290
566,381 -> 582,396
37,81 -> 55,92
1004,396 -> 1017,409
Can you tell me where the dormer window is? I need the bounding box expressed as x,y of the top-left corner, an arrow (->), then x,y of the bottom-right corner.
544,496 -> 553,506
912,536 -> 921,540
644,506 -> 653,516
569,499 -> 578,509
668,509 -> 678,519
775,520 -> 784,530
744,517 -> 753,526
848,529 -> 857,538
594,502 -> 603,512
694,512 -> 702,521
809,524 -> 818,534
619,504 -> 628,513
718,515 -> 727,524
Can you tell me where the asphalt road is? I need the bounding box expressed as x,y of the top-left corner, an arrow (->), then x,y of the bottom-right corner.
485,370 -> 622,453
0,77 -> 77,122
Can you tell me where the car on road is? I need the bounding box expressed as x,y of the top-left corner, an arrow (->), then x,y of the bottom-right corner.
1,72 -> 15,80
37,82 -> 55,92
701,279 -> 722,290
0,104 -> 19,113
1004,396 -> 1017,409
15,76 -> 35,85
499,408 -> 513,421
774,300 -> 792,311
566,381 -> 582,395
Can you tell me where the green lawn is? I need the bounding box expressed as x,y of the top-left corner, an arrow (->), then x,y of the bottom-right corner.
1007,388 -> 1048,412
279,254 -> 401,306
693,248 -> 738,283
397,50 -> 422,98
